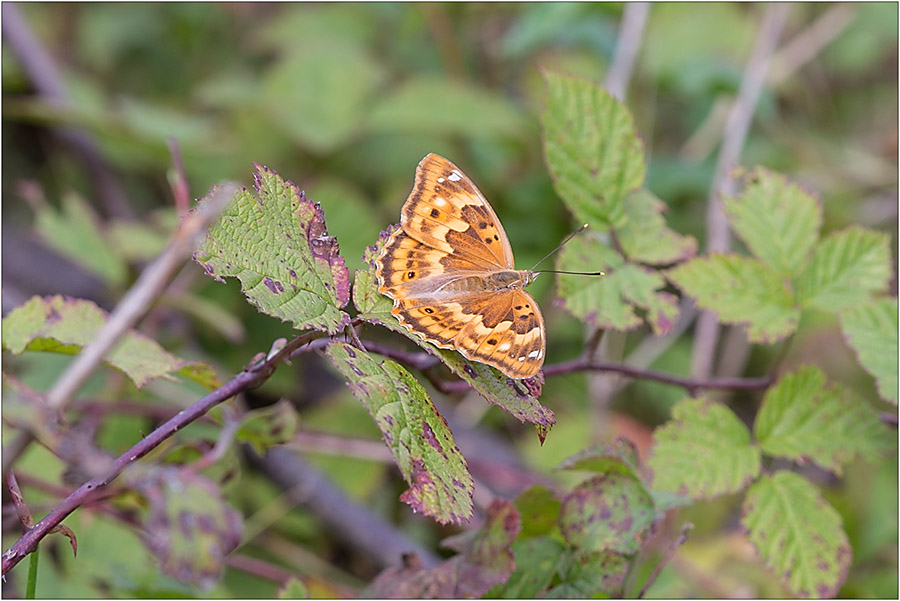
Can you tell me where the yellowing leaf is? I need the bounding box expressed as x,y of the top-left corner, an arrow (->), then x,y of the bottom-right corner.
755,366 -> 893,474
742,471 -> 851,598
667,254 -> 799,343
724,167 -> 822,276
1,295 -> 220,390
649,398 -> 761,500
839,298 -> 899,404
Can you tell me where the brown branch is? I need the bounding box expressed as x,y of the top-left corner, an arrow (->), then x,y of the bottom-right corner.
44,183 -> 236,412
692,4 -> 790,380
605,2 -> 650,100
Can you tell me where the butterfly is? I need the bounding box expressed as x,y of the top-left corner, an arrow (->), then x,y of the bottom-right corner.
375,153 -> 544,379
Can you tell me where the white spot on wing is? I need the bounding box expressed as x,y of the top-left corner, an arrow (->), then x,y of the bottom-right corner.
518,356 -> 526,362
448,170 -> 462,182
434,197 -> 446,206
498,342 -> 511,352
437,177 -> 445,183
528,350 -> 540,359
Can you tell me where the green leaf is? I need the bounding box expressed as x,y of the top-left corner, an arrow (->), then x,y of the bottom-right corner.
194,166 -> 351,335
365,501 -> 519,598
555,437 -> 643,481
324,341 -> 473,524
1,295 -> 220,390
649,398 -> 761,500
493,536 -> 568,598
236,399 -> 300,455
839,298 -> 899,404
795,227 -> 891,312
367,76 -> 529,140
557,233 -> 680,335
277,578 -> 309,599
132,466 -> 243,589
540,70 -> 645,231
723,167 -> 822,276
755,367 -> 893,474
357,234 -> 556,438
515,485 -> 562,539
667,254 -> 800,343
618,190 -> 698,265
558,473 -> 655,555
261,44 -> 385,153
742,471 -> 851,598
547,550 -> 629,598
34,192 -> 128,286
107,211 -> 173,263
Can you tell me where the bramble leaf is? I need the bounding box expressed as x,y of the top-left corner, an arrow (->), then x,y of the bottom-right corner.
618,190 -> 697,265
649,398 -> 761,499
34,192 -> 128,287
839,298 -> 899,404
324,341 -> 473,524
541,70 -> 645,230
795,227 -> 891,312
132,466 -> 243,589
514,485 -> 561,539
558,473 -> 655,555
755,367 -> 893,474
723,167 -> 822,276
742,471 -> 851,598
1,295 -> 220,390
358,232 -> 555,438
194,165 -> 350,335
555,437 -> 643,481
557,233 -> 679,335
236,399 -> 300,455
493,536 -> 568,598
365,501 -> 519,598
667,254 -> 799,343
547,551 -> 629,598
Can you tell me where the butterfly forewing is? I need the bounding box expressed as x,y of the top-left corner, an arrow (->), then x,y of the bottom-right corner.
402,154 -> 514,269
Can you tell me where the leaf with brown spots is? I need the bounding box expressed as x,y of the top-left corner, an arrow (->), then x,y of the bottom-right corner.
365,500 -> 520,598
324,341 -> 473,524
194,165 -> 350,335
358,234 -> 555,439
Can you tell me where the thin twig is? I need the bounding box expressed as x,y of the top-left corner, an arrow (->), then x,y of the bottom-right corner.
637,523 -> 694,598
1,329 -> 315,575
692,4 -> 790,380
167,138 -> 191,215
605,2 -> 650,100
44,183 -> 236,412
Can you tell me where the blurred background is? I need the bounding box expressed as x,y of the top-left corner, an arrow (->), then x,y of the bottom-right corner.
2,3 -> 897,598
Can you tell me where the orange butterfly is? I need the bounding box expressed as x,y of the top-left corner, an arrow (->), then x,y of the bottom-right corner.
375,154 -> 544,379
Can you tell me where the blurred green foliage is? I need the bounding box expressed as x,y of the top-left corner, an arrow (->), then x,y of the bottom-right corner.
2,3 -> 896,598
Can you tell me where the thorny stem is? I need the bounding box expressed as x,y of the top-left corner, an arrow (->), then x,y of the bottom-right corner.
1,331 -> 316,576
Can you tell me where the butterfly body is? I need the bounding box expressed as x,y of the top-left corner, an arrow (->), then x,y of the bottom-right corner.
375,154 -> 545,379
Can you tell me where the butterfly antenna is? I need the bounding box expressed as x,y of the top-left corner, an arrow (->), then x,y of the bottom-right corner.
530,224 -> 606,276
